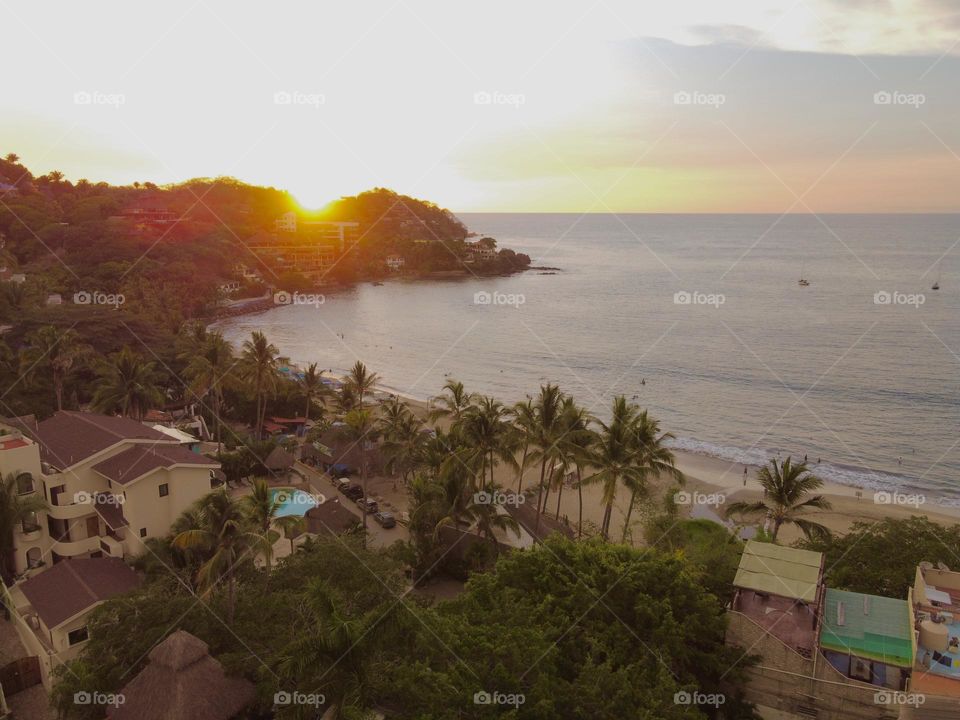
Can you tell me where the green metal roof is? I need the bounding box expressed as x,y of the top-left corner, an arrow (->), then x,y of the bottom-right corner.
733,540 -> 823,603
819,588 -> 913,668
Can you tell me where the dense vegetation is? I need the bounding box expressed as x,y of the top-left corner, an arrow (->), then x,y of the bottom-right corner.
0,153 -> 528,418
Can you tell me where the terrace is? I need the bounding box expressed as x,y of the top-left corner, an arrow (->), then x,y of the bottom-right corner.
913,564 -> 960,691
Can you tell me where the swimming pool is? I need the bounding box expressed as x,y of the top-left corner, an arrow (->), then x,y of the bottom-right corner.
270,488 -> 320,517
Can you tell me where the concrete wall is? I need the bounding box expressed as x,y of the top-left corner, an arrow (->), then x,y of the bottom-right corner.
118,465 -> 214,540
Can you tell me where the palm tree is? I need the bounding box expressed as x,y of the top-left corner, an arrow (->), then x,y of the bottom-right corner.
4,153 -> 19,164
585,396 -> 647,540
24,326 -> 89,410
726,457 -> 832,542
172,490 -> 271,625
526,384 -> 565,535
619,409 -> 683,543
183,332 -> 235,452
378,398 -> 424,488
342,408 -> 376,537
1,471 -> 49,575
510,398 -> 536,494
459,396 -> 516,493
552,400 -> 596,534
429,378 -> 473,426
240,331 -> 279,438
275,515 -> 305,554
91,347 -> 164,420
345,361 -> 379,408
299,362 -> 327,422
240,478 -> 282,567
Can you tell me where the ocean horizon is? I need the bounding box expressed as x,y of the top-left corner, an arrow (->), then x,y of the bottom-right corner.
216,212 -> 960,502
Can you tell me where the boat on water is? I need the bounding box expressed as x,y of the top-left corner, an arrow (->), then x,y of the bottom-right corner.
798,263 -> 810,287
932,266 -> 941,290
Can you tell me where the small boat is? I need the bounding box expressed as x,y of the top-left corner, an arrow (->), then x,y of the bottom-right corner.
372,281 -> 384,286
798,263 -> 809,287
932,281 -> 940,291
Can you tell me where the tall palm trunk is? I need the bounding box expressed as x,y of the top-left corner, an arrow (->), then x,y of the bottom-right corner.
576,465 -> 584,539
621,487 -> 639,544
554,469 -> 565,520
517,442 -> 529,494
534,459 -> 548,536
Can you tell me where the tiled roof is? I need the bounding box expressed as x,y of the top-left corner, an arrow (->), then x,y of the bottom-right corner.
31,412 -> 171,468
92,445 -> 217,485
19,558 -> 140,628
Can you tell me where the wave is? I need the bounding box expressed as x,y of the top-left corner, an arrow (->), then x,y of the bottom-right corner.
666,435 -> 960,505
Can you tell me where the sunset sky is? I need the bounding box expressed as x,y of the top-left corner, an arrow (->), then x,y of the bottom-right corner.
2,0 -> 958,212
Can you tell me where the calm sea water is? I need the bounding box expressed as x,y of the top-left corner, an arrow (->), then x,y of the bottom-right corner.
217,214 -> 960,501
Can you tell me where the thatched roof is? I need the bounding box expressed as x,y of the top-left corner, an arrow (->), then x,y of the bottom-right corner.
305,500 -> 361,536
264,445 -> 295,471
108,630 -> 256,720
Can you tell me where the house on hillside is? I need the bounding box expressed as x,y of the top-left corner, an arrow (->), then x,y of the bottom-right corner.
386,255 -> 405,271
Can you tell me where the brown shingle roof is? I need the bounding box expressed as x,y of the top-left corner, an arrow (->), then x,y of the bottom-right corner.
264,446 -> 295,471
108,630 -> 256,720
30,411 -> 172,468
19,558 -> 141,628
92,445 -> 218,486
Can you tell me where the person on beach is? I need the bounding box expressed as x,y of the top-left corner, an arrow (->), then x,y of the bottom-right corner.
804,454 -> 808,463
743,466 -> 748,486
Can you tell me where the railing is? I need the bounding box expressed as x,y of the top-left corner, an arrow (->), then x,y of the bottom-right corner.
50,535 -> 101,557
46,501 -> 98,521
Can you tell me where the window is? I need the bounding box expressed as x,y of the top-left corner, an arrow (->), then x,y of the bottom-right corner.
16,472 -> 34,495
67,626 -> 89,646
139,528 -> 147,538
158,483 -> 169,497
21,512 -> 40,534
25,547 -> 42,569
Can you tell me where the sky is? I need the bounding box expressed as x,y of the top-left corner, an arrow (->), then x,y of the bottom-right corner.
2,0 -> 959,212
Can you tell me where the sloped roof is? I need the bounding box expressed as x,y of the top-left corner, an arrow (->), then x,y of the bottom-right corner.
820,588 -> 913,667
19,558 -> 140,628
92,445 -> 218,485
733,540 -> 823,603
264,446 -> 295,471
108,630 -> 256,720
29,411 -> 172,468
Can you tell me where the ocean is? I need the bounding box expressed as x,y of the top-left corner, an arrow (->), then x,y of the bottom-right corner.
215,213 -> 960,501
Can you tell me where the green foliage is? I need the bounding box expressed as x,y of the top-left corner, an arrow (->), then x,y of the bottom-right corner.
801,516 -> 960,598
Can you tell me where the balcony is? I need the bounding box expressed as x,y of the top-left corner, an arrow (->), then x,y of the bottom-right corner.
17,522 -> 42,542
47,499 -> 99,521
50,535 -> 101,557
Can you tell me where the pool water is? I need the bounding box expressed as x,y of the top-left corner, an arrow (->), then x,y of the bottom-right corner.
270,488 -> 319,517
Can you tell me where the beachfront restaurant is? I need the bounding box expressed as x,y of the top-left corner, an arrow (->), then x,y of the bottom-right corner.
819,588 -> 912,690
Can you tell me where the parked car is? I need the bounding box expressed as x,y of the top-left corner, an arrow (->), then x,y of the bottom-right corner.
335,477 -> 351,491
358,498 -> 378,514
373,511 -> 396,528
330,463 -> 351,478
343,484 -> 363,500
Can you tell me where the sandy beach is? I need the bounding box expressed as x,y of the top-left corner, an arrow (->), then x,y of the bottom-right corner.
383,393 -> 960,546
